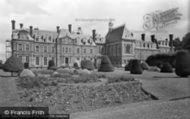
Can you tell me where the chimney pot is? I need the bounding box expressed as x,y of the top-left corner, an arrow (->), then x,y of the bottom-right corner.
20,23 -> 23,29
29,26 -> 33,36
11,20 -> 16,30
56,26 -> 60,33
92,29 -> 96,40
68,24 -> 72,33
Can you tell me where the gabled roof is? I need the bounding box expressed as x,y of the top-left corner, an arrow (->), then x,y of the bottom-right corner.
105,24 -> 135,43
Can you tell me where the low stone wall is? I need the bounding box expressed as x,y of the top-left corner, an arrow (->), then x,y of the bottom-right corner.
18,81 -> 152,113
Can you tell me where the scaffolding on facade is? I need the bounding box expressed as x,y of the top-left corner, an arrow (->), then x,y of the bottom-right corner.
5,39 -> 12,60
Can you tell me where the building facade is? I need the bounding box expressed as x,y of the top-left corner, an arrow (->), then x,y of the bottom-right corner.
9,20 -> 105,68
105,23 -> 172,67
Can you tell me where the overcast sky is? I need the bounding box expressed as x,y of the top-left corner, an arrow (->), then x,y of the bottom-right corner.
0,0 -> 189,61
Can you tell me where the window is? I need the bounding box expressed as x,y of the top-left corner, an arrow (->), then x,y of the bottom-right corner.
36,46 -> 39,52
49,36 -> 51,41
84,49 -> 86,53
69,48 -> 71,53
44,46 -> 47,52
36,57 -> 39,65
19,44 -> 22,51
19,56 -> 22,62
63,47 -> 64,53
26,44 -> 29,51
44,57 -> 47,65
125,44 -> 132,54
66,47 -> 68,53
52,46 -> 54,53
77,48 -> 80,53
26,56 -> 29,63
90,49 -> 93,53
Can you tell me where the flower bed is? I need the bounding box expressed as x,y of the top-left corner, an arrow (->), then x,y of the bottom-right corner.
16,77 -> 152,113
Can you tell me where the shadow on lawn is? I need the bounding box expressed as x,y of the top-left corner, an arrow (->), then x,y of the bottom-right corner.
153,76 -> 182,79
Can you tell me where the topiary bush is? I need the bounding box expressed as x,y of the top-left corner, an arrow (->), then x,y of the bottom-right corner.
146,53 -> 175,68
24,62 -> 29,69
175,50 -> 190,77
48,60 -> 57,70
3,55 -> 24,75
81,60 -> 95,70
130,59 -> 143,74
125,60 -> 132,71
160,62 -> 173,73
98,55 -> 114,72
73,62 -> 79,69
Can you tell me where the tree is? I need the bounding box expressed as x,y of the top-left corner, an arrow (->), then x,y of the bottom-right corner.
130,59 -> 143,74
175,50 -> 190,77
3,55 -> 24,76
98,55 -> 114,72
181,32 -> 190,50
173,37 -> 182,51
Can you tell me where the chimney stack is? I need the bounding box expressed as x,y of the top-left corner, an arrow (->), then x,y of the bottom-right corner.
11,20 -> 16,30
92,29 -> 96,40
20,23 -> 23,29
29,26 -> 33,36
151,34 -> 155,42
56,26 -> 60,33
141,33 -> 145,41
68,24 -> 72,33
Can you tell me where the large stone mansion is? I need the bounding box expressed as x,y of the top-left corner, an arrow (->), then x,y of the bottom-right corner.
7,20 -> 173,68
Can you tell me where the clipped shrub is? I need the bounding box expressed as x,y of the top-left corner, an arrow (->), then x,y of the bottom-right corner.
98,55 -> 114,72
24,62 -> 29,69
130,59 -> 143,74
160,62 -> 173,73
81,60 -> 95,70
146,53 -> 175,68
148,66 -> 160,72
175,50 -> 190,77
73,62 -> 79,69
3,55 -> 24,73
20,69 -> 35,77
141,61 -> 149,70
125,60 -> 132,71
48,60 -> 56,70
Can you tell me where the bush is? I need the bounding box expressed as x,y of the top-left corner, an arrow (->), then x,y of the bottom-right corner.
146,53 -> 175,68
48,60 -> 56,70
3,55 -> 24,73
175,50 -> 190,77
73,62 -> 79,69
182,32 -> 190,50
24,62 -> 29,69
125,60 -> 132,71
98,55 -> 114,72
160,63 -> 173,73
81,60 -> 95,70
130,59 -> 143,74
141,61 -> 149,70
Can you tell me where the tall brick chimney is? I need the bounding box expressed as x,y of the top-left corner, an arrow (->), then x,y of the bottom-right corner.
141,33 -> 145,41
68,24 -> 72,33
19,23 -> 23,29
151,34 -> 155,42
29,26 -> 33,37
92,29 -> 96,40
11,20 -> 15,30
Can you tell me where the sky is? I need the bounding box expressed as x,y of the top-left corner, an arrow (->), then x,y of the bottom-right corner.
0,0 -> 189,61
